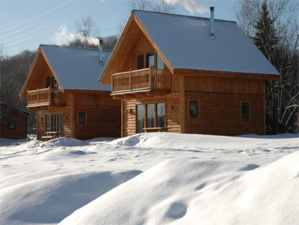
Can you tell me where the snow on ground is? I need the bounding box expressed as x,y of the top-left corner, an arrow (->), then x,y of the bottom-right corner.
0,133 -> 298,225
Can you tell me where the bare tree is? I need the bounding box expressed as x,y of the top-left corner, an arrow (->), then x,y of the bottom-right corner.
129,0 -> 153,11
76,15 -> 98,37
129,0 -> 175,12
0,50 -> 37,133
235,0 -> 299,133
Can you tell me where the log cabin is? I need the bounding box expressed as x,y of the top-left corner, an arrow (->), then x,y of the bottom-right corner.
20,44 -> 121,140
0,102 -> 28,139
99,9 -> 280,137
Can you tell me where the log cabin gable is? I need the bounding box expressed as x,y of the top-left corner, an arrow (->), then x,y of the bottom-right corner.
99,11 -> 174,85
20,47 -> 64,100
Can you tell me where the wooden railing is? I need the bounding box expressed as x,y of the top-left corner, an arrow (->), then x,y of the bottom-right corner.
27,88 -> 65,107
111,68 -> 171,94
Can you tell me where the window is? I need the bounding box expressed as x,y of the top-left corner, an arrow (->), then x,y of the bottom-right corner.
136,104 -> 145,133
46,76 -> 60,89
136,102 -> 165,133
51,114 -> 57,131
137,54 -> 144,70
156,102 -> 165,127
45,114 -> 51,132
189,101 -> 198,118
241,102 -> 249,118
156,53 -> 164,70
8,121 -> 16,129
146,103 -> 155,128
78,112 -> 86,124
146,53 -> 155,69
45,113 -> 63,132
57,113 -> 63,132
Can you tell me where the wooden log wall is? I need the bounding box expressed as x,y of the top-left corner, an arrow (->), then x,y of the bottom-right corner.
36,91 -> 121,140
0,106 -> 27,139
184,76 -> 266,135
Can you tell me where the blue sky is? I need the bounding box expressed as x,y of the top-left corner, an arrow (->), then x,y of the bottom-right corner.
0,0 -> 251,56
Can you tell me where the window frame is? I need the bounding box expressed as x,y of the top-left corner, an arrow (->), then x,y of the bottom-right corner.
8,121 -> 16,129
78,111 -> 87,125
241,102 -> 250,119
189,100 -> 198,118
45,113 -> 63,132
135,102 -> 166,133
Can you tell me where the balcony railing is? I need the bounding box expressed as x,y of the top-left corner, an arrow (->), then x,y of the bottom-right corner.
111,68 -> 171,95
27,88 -> 65,107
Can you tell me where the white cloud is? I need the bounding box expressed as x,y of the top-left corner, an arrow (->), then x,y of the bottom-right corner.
53,24 -> 99,46
165,0 -> 208,14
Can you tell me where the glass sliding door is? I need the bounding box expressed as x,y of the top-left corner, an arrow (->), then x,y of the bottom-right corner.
57,113 -> 63,132
51,114 -> 57,131
146,103 -> 155,128
156,102 -> 165,127
45,114 -> 51,132
136,104 -> 145,133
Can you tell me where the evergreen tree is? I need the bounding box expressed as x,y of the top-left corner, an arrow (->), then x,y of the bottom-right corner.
252,2 -> 278,63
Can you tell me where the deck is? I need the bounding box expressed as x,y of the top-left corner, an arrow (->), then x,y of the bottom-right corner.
111,68 -> 171,95
27,88 -> 65,108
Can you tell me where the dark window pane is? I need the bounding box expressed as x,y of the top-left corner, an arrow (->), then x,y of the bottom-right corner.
156,102 -> 165,127
136,104 -> 145,133
157,53 -> 164,70
51,114 -> 57,131
146,53 -> 155,69
57,113 -> 63,132
241,102 -> 249,118
45,114 -> 51,132
46,77 -> 51,88
189,101 -> 198,118
137,55 -> 144,69
78,112 -> 86,124
8,121 -> 16,129
146,103 -> 155,128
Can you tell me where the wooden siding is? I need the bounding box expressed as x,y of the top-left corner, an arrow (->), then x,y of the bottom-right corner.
0,105 -> 27,139
36,92 -> 121,140
184,76 -> 265,94
185,92 -> 265,135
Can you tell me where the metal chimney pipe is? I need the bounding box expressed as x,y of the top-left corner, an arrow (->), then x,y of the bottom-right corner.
209,7 -> 215,37
99,38 -> 103,65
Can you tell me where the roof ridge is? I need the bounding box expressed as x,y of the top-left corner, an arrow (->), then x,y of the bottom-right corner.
40,44 -> 112,52
132,9 -> 236,24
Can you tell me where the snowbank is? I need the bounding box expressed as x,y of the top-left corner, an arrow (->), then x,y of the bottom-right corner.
60,152 -> 299,225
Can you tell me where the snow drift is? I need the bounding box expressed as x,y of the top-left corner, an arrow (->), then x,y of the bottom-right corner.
60,151 -> 299,225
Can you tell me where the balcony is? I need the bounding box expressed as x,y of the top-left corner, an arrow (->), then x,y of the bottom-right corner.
27,88 -> 65,108
111,68 -> 171,95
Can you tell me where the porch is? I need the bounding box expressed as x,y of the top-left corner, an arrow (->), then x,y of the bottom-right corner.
111,68 -> 171,95
27,88 -> 65,109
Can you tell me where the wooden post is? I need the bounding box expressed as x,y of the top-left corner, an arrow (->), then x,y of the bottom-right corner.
37,88 -> 40,104
149,67 -> 152,90
129,69 -> 132,91
48,88 -> 51,104
111,72 -> 114,92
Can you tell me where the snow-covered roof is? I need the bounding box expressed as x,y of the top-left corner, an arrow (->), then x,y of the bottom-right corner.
134,10 -> 279,75
41,45 -> 112,91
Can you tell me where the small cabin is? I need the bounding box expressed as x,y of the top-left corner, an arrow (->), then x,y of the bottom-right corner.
0,102 -> 28,139
99,9 -> 279,137
20,44 -> 121,140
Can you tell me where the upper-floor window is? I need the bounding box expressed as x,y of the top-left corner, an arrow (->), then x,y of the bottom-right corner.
137,52 -> 164,70
46,76 -> 60,89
